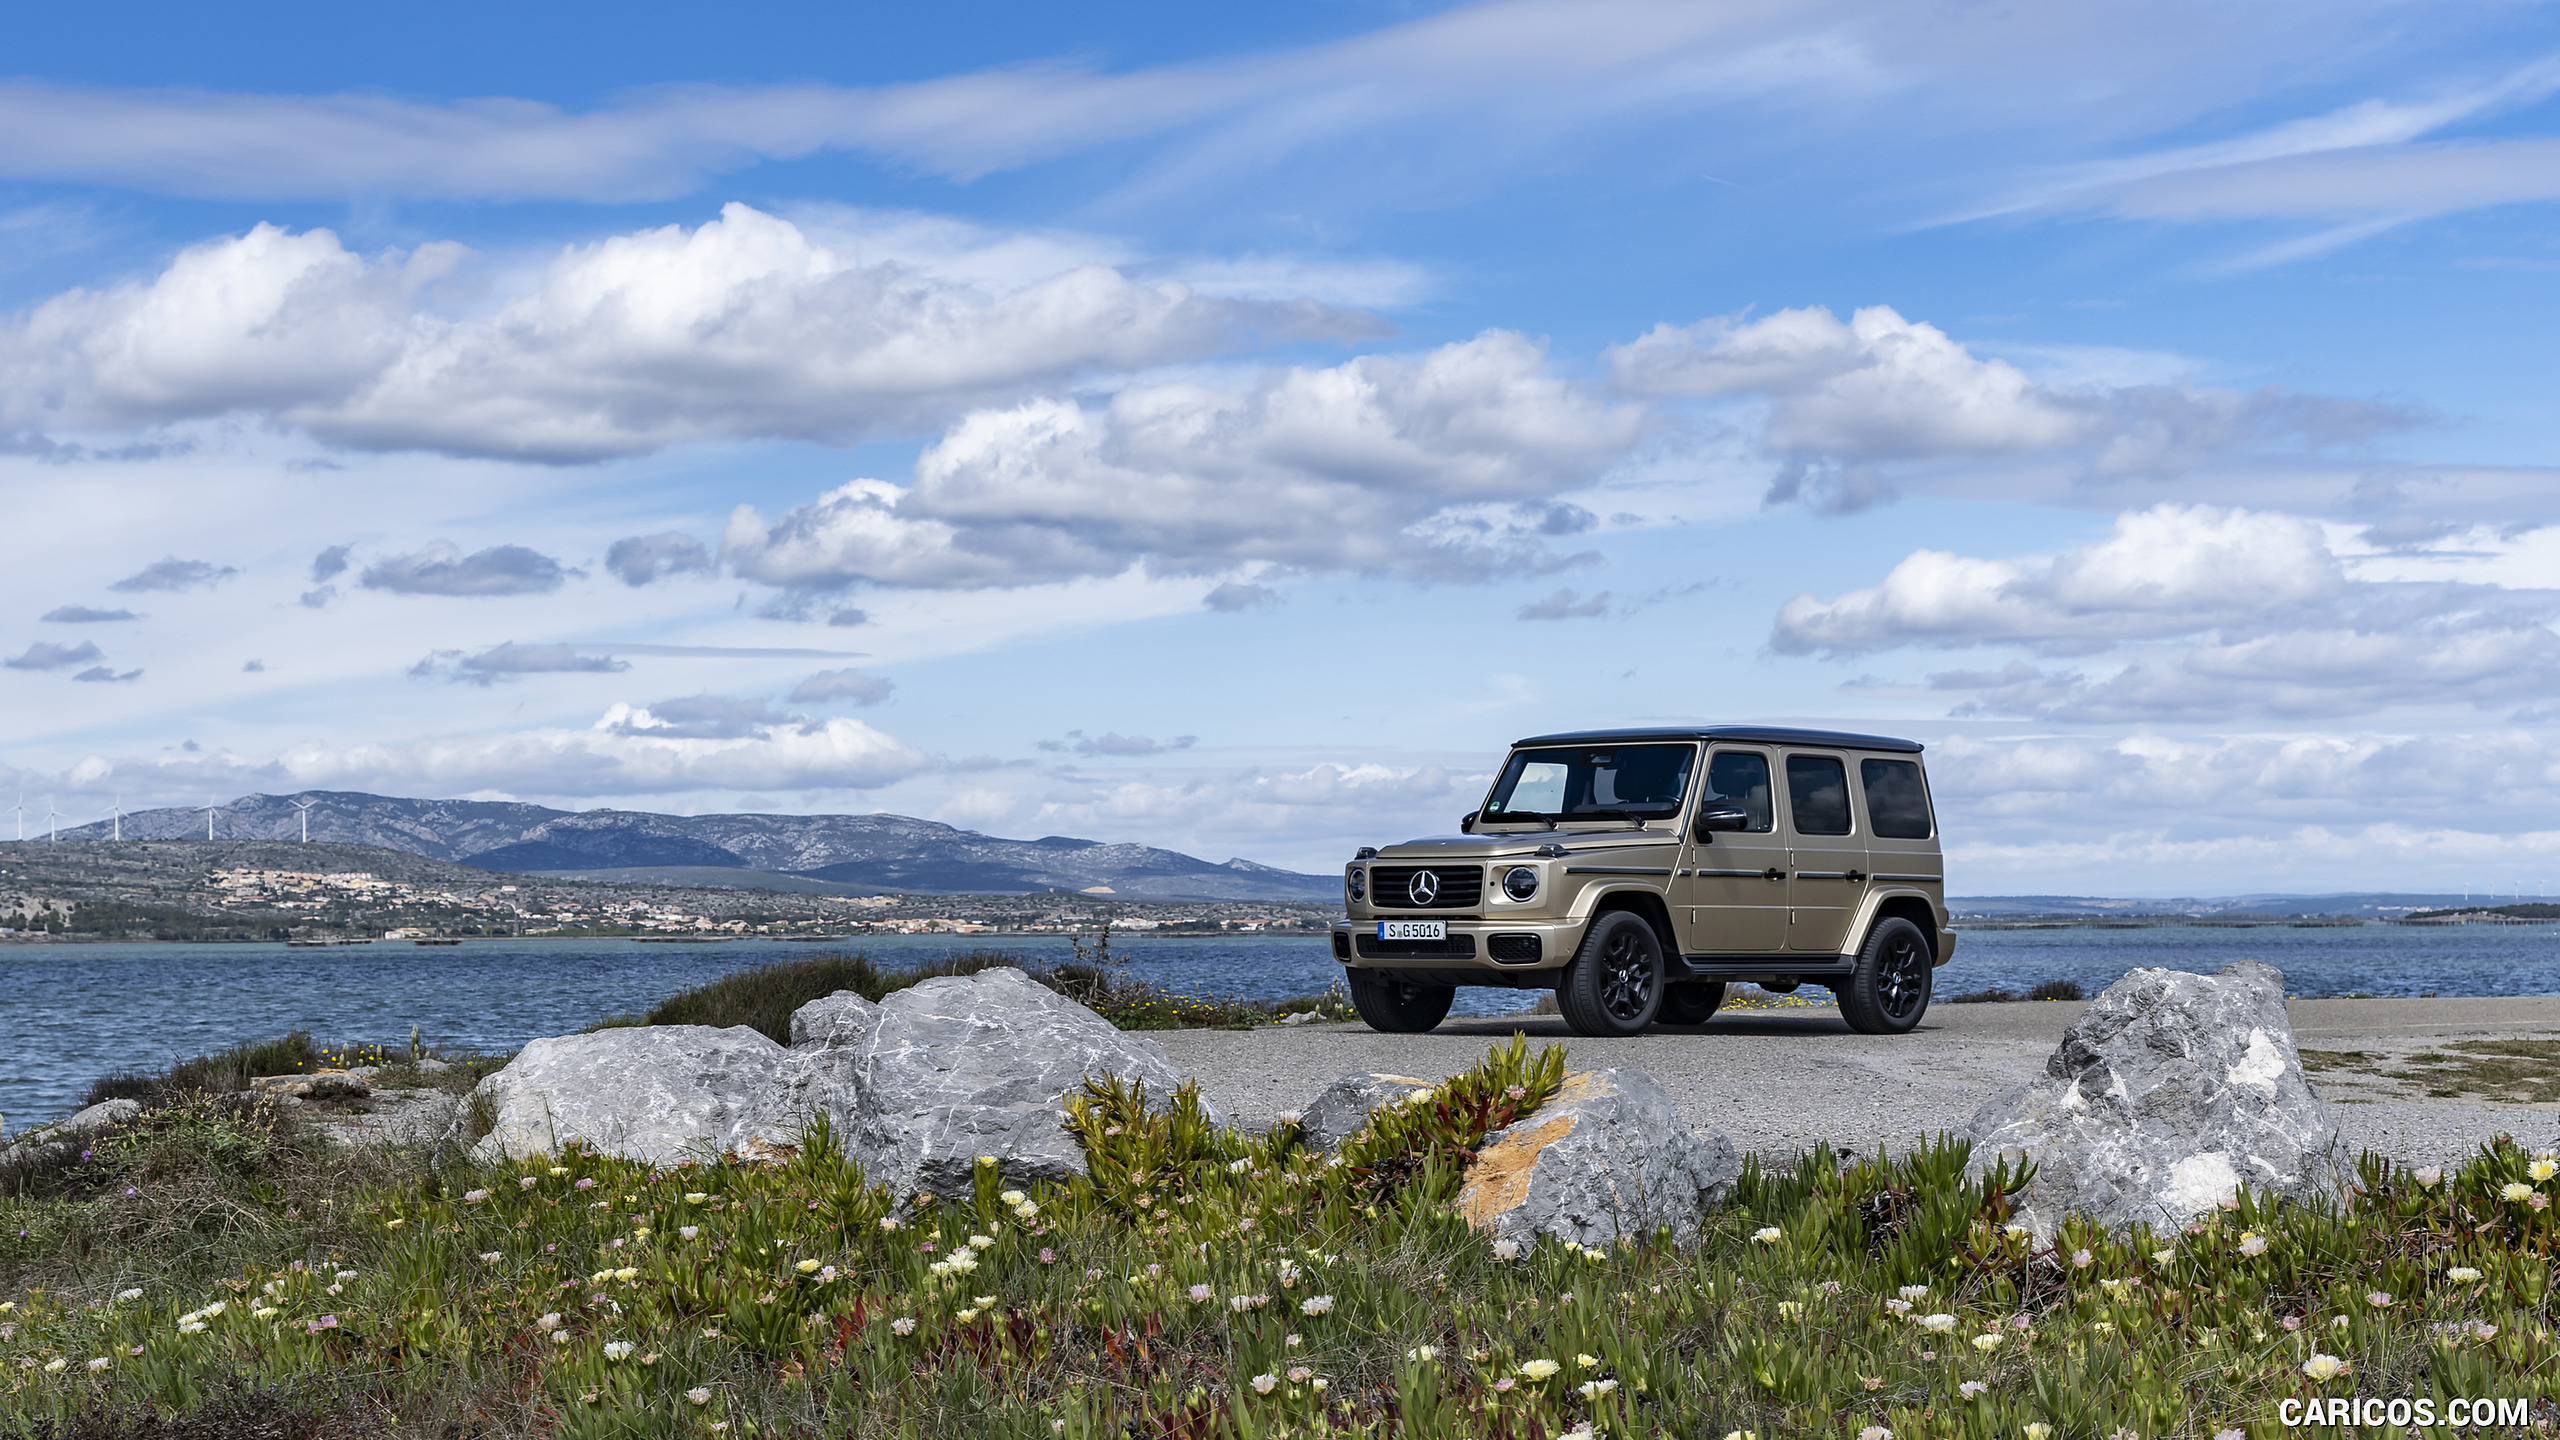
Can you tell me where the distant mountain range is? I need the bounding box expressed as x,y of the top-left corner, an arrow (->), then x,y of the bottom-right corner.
1949,892 -> 2500,919
56,792 -> 1339,903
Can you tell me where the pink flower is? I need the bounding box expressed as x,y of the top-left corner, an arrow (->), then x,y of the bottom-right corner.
573,1178 -> 596,1191
306,1315 -> 339,1333
1038,1248 -> 1056,1264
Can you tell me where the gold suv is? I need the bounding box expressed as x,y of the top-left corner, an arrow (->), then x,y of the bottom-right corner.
1330,726 -> 1952,1038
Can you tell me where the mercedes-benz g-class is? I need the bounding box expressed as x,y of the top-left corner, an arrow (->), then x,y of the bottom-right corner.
1330,726 -> 1951,1037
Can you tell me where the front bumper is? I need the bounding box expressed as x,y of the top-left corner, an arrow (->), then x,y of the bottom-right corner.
1330,917 -> 1582,973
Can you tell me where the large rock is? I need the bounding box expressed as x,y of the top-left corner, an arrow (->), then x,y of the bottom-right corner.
1965,960 -> 2341,1236
1298,1073 -> 1435,1152
0,1098 -> 142,1171
818,967 -> 1212,1202
1455,1068 -> 1740,1247
471,1026 -> 797,1166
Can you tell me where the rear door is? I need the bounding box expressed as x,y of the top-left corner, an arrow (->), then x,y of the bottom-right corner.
1781,750 -> 1868,952
1856,754 -> 1942,899
1674,747 -> 1787,953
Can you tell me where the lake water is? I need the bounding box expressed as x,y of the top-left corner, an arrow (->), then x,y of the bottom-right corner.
6,922 -> 2558,1126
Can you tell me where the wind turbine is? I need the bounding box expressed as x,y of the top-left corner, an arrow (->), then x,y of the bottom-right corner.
45,800 -> 61,844
293,798 -> 316,842
200,794 -> 218,841
108,797 -> 122,842
9,795 -> 20,842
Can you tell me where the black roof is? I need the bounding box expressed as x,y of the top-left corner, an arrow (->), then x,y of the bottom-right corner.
1511,725 -> 1923,754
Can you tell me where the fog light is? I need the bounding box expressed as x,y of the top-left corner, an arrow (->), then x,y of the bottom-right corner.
1502,866 -> 1539,901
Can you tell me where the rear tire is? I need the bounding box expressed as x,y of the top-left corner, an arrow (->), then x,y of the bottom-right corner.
1555,912 -> 1666,1037
1659,981 -> 1727,1025
1347,969 -> 1455,1033
1840,917 -> 1933,1034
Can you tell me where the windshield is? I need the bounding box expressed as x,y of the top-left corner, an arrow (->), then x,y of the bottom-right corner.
1481,744 -> 1696,823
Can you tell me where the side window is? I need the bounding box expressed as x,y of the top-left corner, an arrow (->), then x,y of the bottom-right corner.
1861,759 -> 1934,840
1785,754 -> 1852,836
1702,752 -> 1774,831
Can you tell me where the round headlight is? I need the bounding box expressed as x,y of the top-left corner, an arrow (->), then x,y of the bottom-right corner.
1347,867 -> 1366,901
1502,866 -> 1539,901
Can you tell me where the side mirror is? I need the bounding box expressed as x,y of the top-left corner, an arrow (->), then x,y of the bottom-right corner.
1458,811 -> 1479,833
1691,806 -> 1749,841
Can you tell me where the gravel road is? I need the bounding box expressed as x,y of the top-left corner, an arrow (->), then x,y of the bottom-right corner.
1153,995 -> 2560,1169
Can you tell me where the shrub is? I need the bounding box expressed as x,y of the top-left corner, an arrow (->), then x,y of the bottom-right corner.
1946,987 -> 2021,1004
82,1034 -> 320,1109
2028,977 -> 2086,1001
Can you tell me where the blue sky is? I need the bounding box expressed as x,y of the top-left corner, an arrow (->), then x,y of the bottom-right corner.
6,0 -> 2560,894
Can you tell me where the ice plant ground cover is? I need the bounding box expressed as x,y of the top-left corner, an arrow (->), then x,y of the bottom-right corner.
0,1039 -> 2556,1437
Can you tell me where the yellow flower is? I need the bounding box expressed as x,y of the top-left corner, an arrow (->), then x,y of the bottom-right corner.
2503,1182 -> 2535,1202
795,1259 -> 822,1274
2531,1159 -> 2557,1183
1517,1358 -> 1561,1381
1575,1353 -> 1600,1369
2303,1353 -> 2347,1381
1972,1333 -> 2002,1352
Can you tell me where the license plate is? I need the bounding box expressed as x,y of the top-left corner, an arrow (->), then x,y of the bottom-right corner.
1378,920 -> 1446,941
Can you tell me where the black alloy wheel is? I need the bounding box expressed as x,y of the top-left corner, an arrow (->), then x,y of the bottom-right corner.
1347,968 -> 1456,1033
1840,916 -> 1933,1034
1658,980 -> 1728,1025
1556,911 -> 1666,1037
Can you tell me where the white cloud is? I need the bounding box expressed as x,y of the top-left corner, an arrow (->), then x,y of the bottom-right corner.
1781,504 -> 2560,720
722,331 -> 1641,590
0,205 -> 1371,461
362,543 -> 570,597
1609,306 -> 2414,507
788,668 -> 894,705
52,705 -> 928,801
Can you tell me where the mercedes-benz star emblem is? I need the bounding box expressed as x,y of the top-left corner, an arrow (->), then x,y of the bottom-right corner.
1407,870 -> 1440,905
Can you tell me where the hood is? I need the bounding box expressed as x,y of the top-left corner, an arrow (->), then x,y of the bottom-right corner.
1367,827 -> 1674,862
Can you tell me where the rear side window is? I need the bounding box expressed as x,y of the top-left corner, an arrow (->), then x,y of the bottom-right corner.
1861,759 -> 1934,839
1785,754 -> 1851,835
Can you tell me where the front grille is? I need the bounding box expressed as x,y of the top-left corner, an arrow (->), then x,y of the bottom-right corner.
1368,865 -> 1483,910
1488,933 -> 1541,963
1330,932 -> 1351,959
1356,934 -> 1478,959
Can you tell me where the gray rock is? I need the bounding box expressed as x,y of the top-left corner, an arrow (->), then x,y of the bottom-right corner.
250,1071 -> 369,1099
413,1057 -> 453,1075
819,967 -> 1211,1202
0,1098 -> 141,1170
1298,1073 -> 1435,1153
790,990 -> 879,1051
1965,960 -> 2341,1237
1455,1068 -> 1740,1247
470,1026 -> 798,1166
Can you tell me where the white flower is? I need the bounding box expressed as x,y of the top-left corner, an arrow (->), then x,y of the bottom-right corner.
1188,1285 -> 1213,1303
537,1313 -> 563,1330
86,1357 -> 109,1372
2002,1224 -> 2028,1241
1492,1239 -> 1521,1261
177,1321 -> 206,1335
1251,1372 -> 1278,1394
479,1251 -> 503,1263
2302,1352 -> 2347,1381
999,1190 -> 1027,1205
1884,1298 -> 1912,1315
1578,1378 -> 1619,1399
1919,1314 -> 1956,1333
879,1217 -> 900,1231
1897,1284 -> 1929,1300
1858,1428 -> 1892,1440
116,1289 -> 143,1302
1299,1293 -> 1336,1315
890,1317 -> 916,1335
1407,1345 -> 1439,1361
2365,1291 -> 2393,1308
603,1341 -> 635,1361
1518,1358 -> 1561,1381
2024,1426 -> 2052,1440
2238,1232 -> 2268,1256
1751,1226 -> 1782,1244
462,1189 -> 491,1203
44,1358 -> 67,1374
2502,1182 -> 2535,1202
2414,1167 -> 2442,1188
968,1234 -> 996,1251
2151,1248 -> 2174,1264
685,1387 -> 713,1405
795,1259 -> 822,1274
2070,1248 -> 2092,1268
336,1271 -> 357,1283
2531,1159 -> 2558,1183
1958,1381 -> 1987,1399
252,1307 -> 279,1320
678,1226 -> 699,1240
2448,1266 -> 2483,1283
1972,1333 -> 2002,1352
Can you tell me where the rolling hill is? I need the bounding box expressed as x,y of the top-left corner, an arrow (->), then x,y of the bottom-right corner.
57,792 -> 1339,902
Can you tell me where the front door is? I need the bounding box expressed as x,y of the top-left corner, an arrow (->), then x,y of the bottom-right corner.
1781,750 -> 1869,952
1675,748 -> 1788,953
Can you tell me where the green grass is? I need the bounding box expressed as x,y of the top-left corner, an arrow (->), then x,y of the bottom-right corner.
5,1035 -> 2560,1437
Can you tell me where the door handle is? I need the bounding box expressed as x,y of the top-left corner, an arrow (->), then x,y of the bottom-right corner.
1847,869 -> 1867,882
1762,867 -> 1785,881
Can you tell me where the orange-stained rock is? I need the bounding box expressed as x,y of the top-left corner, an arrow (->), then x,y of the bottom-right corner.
1457,1067 -> 1738,1247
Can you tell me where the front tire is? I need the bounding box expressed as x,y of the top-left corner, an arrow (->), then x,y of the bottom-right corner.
1840,917 -> 1933,1034
1659,980 -> 1727,1025
1347,969 -> 1455,1033
1555,912 -> 1666,1037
